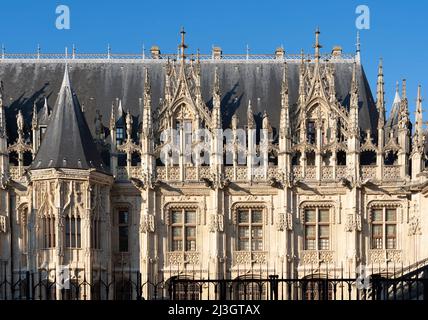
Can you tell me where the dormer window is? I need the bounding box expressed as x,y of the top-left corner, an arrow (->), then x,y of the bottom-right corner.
116,127 -> 124,145
307,121 -> 316,144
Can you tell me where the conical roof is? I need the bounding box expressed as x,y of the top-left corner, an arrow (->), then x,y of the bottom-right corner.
386,84 -> 401,129
31,65 -> 107,172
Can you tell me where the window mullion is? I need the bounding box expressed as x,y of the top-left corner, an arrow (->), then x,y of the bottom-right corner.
383,208 -> 386,250
316,208 -> 319,250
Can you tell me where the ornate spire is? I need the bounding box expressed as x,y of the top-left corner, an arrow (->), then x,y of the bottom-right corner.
314,27 -> 322,62
0,79 -> 7,170
298,50 -> 306,107
280,62 -> 289,138
398,79 -> 409,130
231,113 -> 238,131
212,67 -> 222,129
262,110 -> 271,132
402,78 -> 407,100
356,31 -> 361,63
179,27 -> 187,63
125,110 -> 133,139
32,102 -> 38,130
164,58 -> 172,105
247,99 -> 255,129
16,110 -> 24,136
0,80 -> 6,139
118,99 -> 124,119
109,102 -> 116,131
43,97 -> 49,118
376,59 -> 385,128
144,66 -> 151,95
415,84 -> 423,147
142,67 -> 152,137
350,62 -> 359,134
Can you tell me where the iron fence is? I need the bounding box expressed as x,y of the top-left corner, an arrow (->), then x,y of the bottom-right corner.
0,267 -> 427,301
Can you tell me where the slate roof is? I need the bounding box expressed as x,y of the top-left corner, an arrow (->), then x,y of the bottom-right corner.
0,60 -> 378,136
30,65 -> 107,172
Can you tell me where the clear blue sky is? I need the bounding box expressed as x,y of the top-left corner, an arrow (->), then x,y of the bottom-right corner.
0,0 -> 426,119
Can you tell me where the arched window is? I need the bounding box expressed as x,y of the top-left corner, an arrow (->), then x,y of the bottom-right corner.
65,216 -> 81,248
19,206 -> 28,254
117,209 -> 130,252
384,151 -> 398,165
234,276 -> 267,300
40,216 -> 55,249
91,214 -> 101,250
168,276 -> 201,300
116,127 -> 125,145
23,151 -> 33,166
307,121 -> 316,144
322,151 -> 332,166
302,277 -> 333,300
336,150 -> 346,166
306,151 -> 316,166
292,151 -> 301,166
360,151 -> 377,165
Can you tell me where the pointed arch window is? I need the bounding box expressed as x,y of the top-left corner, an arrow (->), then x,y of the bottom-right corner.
41,216 -> 56,249
116,127 -> 125,145
307,121 -> 316,144
118,209 -> 129,252
65,216 -> 81,248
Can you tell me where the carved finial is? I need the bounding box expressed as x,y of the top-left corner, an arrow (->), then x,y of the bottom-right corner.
356,30 -> 361,53
351,61 -> 358,93
415,84 -> 424,147
32,102 -> 38,130
214,66 -> 220,95
0,80 -> 3,106
402,79 -> 407,99
118,99 -> 124,118
262,110 -> 270,130
212,67 -> 222,129
247,100 -> 255,129
350,62 -> 359,134
231,113 -> 238,130
17,110 -> 24,134
179,27 -> 187,62
314,27 -> 322,62
144,67 -> 151,94
126,110 -> 133,138
281,62 -> 288,95
377,59 -> 385,128
109,102 -> 116,131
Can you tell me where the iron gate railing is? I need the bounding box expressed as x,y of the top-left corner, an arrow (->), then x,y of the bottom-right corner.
1,269 -> 427,300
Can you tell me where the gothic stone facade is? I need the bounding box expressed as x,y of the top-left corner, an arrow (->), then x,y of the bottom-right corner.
1,31 -> 428,299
